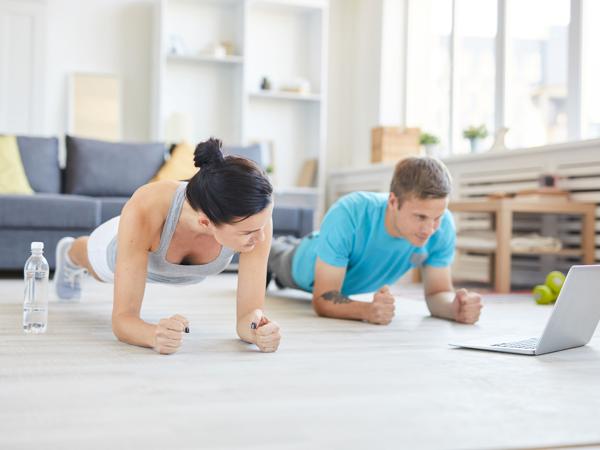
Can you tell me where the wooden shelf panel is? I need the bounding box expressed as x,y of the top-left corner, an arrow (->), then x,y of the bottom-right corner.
456,246 -> 583,257
450,199 -> 596,215
249,91 -> 321,102
250,0 -> 326,14
167,54 -> 244,65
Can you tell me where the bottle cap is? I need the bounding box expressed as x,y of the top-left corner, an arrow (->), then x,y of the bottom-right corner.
31,242 -> 44,251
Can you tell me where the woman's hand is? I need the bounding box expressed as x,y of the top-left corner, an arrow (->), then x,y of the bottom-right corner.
153,314 -> 190,355
248,309 -> 281,353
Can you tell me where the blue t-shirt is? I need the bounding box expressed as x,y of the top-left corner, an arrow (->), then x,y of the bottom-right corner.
291,191 -> 456,295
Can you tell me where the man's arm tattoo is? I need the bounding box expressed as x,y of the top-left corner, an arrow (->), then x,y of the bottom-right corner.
320,290 -> 352,304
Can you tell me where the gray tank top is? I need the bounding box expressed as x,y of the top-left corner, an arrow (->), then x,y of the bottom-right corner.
107,182 -> 236,285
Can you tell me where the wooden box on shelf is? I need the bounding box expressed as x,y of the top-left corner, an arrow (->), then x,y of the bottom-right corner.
371,127 -> 421,163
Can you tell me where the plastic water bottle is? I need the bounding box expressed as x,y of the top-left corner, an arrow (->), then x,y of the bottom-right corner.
23,242 -> 49,334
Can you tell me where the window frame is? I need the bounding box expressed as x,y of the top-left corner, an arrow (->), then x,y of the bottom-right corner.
406,0 -> 585,154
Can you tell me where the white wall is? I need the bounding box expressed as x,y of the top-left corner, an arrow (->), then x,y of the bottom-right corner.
327,0 -> 379,170
44,0 -> 153,142
349,0 -> 383,167
326,0 -> 407,171
326,0 -> 356,171
0,0 -> 47,134
378,0 -> 406,126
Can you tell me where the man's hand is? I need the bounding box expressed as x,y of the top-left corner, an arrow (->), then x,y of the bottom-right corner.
250,309 -> 281,353
153,314 -> 189,355
452,289 -> 483,324
365,286 -> 395,325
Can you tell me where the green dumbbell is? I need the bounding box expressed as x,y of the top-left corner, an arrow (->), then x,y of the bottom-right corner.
533,284 -> 557,305
533,271 -> 566,305
545,271 -> 566,295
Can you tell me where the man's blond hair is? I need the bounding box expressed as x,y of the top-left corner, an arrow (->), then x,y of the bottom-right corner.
389,156 -> 452,207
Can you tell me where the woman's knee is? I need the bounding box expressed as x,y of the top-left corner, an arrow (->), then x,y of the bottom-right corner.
70,236 -> 94,273
70,236 -> 89,259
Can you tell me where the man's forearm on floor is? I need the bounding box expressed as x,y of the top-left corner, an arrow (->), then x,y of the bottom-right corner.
312,290 -> 369,321
425,291 -> 455,320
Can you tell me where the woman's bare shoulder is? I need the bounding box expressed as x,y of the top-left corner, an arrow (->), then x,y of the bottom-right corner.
122,181 -> 181,224
134,180 -> 181,199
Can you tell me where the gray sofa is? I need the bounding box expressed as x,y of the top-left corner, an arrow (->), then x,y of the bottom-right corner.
0,135 -> 313,271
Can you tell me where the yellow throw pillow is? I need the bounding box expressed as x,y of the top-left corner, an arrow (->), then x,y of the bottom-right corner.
151,141 -> 198,182
0,135 -> 34,194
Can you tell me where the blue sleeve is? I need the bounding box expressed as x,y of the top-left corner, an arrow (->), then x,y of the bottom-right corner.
315,199 -> 356,268
424,211 -> 456,267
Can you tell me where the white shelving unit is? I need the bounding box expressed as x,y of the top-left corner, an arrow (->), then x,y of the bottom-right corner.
152,0 -> 328,214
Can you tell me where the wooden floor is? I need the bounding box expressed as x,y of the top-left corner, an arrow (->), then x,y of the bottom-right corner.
1,274 -> 600,450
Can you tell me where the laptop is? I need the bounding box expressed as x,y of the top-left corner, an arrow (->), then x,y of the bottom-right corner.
449,265 -> 600,355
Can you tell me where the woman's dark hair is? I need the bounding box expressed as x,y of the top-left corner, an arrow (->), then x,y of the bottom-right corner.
185,138 -> 273,225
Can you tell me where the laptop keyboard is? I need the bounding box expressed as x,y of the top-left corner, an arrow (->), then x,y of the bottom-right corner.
491,337 -> 539,349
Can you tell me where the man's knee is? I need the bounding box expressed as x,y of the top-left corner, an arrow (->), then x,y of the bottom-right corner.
269,236 -> 299,265
267,236 -> 301,289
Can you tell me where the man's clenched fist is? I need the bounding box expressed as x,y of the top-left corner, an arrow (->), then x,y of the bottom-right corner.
366,286 -> 395,325
452,289 -> 483,324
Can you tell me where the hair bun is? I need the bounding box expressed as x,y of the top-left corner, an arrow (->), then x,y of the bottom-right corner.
194,138 -> 225,168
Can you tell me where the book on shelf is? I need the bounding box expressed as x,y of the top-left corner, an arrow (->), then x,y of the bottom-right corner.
296,158 -> 318,187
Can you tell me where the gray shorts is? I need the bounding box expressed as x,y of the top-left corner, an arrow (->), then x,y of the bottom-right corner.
268,235 -> 303,290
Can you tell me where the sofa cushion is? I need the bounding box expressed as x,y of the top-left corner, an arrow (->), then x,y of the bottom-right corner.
65,135 -> 166,196
0,194 -> 99,229
97,197 -> 129,224
0,136 -> 34,194
0,229 -> 91,270
151,142 -> 197,182
272,207 -> 314,237
17,135 -> 61,193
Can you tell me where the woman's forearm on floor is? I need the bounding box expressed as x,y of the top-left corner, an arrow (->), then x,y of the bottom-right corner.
112,314 -> 156,348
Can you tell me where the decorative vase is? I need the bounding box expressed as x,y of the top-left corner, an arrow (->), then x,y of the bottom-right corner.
424,144 -> 439,158
469,138 -> 480,153
489,127 -> 509,152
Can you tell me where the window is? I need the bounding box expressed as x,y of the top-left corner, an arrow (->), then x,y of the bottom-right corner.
405,0 -> 596,155
406,0 -> 452,156
505,0 -> 570,148
582,0 -> 600,139
453,0 -> 497,154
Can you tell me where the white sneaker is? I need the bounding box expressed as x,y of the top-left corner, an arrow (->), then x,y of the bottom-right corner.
54,237 -> 87,301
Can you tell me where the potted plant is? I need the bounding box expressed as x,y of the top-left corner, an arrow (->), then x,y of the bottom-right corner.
463,124 -> 488,153
419,132 -> 440,157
